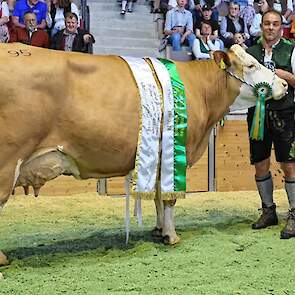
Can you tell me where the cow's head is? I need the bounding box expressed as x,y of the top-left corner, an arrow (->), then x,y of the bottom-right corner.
213,44 -> 288,103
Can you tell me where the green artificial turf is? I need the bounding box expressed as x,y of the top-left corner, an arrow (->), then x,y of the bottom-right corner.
0,191 -> 295,295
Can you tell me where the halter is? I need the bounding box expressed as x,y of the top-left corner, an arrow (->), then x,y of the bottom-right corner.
226,66 -> 276,140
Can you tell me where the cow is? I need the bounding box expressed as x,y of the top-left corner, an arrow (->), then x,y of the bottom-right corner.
0,43 -> 288,266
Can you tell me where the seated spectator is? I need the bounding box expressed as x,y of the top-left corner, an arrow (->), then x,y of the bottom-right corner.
47,0 -> 80,37
233,32 -> 247,49
272,0 -> 293,22
249,0 -> 270,38
192,0 -> 221,23
121,0 -> 136,14
10,11 -> 49,47
12,0 -> 47,29
168,0 -> 194,10
0,0 -> 10,42
195,5 -> 219,40
50,12 -> 94,53
220,1 -> 249,48
192,21 -> 221,59
164,0 -> 196,51
234,0 -> 255,28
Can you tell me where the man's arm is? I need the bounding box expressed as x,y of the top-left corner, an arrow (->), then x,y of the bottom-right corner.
12,16 -> 25,28
275,48 -> 295,89
37,19 -> 46,30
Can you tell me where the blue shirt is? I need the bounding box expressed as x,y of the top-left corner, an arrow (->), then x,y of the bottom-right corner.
13,0 -> 47,25
164,7 -> 193,32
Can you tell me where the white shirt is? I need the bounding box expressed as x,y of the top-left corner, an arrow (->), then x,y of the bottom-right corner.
192,38 -> 221,60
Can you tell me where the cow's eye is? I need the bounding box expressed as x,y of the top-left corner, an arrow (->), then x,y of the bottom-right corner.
248,64 -> 256,70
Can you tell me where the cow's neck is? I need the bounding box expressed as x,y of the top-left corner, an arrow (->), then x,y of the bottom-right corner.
174,60 -> 241,166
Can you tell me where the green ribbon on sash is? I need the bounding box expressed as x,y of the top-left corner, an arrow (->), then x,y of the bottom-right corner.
158,58 -> 187,192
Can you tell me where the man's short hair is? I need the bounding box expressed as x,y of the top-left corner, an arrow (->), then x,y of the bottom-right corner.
201,20 -> 212,28
65,12 -> 79,22
229,1 -> 240,8
261,9 -> 283,24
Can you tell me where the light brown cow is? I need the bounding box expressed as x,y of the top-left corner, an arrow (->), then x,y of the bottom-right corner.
0,43 -> 288,265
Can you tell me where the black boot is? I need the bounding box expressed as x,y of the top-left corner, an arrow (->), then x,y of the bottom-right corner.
280,209 -> 295,239
252,204 -> 278,229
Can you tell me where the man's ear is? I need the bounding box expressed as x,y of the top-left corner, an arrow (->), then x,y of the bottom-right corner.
213,51 -> 231,70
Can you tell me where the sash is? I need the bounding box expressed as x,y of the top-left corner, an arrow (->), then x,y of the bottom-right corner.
121,57 -> 187,200
121,56 -> 162,199
149,58 -> 187,199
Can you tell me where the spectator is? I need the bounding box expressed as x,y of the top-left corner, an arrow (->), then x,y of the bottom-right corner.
220,1 -> 249,48
192,20 -> 221,59
168,0 -> 194,10
10,11 -> 49,47
50,12 -> 94,53
47,0 -> 79,37
195,5 -> 219,40
192,0 -> 221,23
12,0 -> 47,29
249,0 -> 271,38
271,0 -> 293,22
233,0 -> 255,28
121,0 -> 136,14
0,0 -> 10,42
233,32 -> 247,49
164,0 -> 196,51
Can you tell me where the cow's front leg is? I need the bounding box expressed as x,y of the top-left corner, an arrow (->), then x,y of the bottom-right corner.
153,185 -> 164,237
162,199 -> 180,245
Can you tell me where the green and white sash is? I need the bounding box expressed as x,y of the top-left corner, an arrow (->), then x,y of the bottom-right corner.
121,56 -> 162,198
149,58 -> 187,199
121,56 -> 187,200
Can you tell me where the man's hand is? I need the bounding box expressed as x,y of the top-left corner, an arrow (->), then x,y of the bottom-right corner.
83,34 -> 93,44
172,27 -> 185,34
180,35 -> 186,44
275,68 -> 295,88
195,4 -> 201,11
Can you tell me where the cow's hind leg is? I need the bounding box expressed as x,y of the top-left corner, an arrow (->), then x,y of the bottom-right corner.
162,199 -> 180,245
0,204 -> 8,266
0,162 -> 21,266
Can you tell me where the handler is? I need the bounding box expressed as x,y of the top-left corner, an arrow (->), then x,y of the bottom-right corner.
246,10 -> 295,239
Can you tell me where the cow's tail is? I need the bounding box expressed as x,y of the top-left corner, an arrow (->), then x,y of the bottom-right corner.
124,173 -> 132,245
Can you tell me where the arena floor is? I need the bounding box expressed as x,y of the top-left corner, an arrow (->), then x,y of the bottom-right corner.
0,190 -> 294,294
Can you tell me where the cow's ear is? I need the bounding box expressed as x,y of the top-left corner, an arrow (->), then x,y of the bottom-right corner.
213,51 -> 231,70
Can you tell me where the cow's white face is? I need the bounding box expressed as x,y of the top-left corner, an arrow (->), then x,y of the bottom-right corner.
230,45 -> 288,102
214,45 -> 288,104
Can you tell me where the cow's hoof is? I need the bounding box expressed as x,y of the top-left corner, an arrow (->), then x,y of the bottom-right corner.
151,227 -> 162,237
0,252 -> 9,266
163,235 -> 180,245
